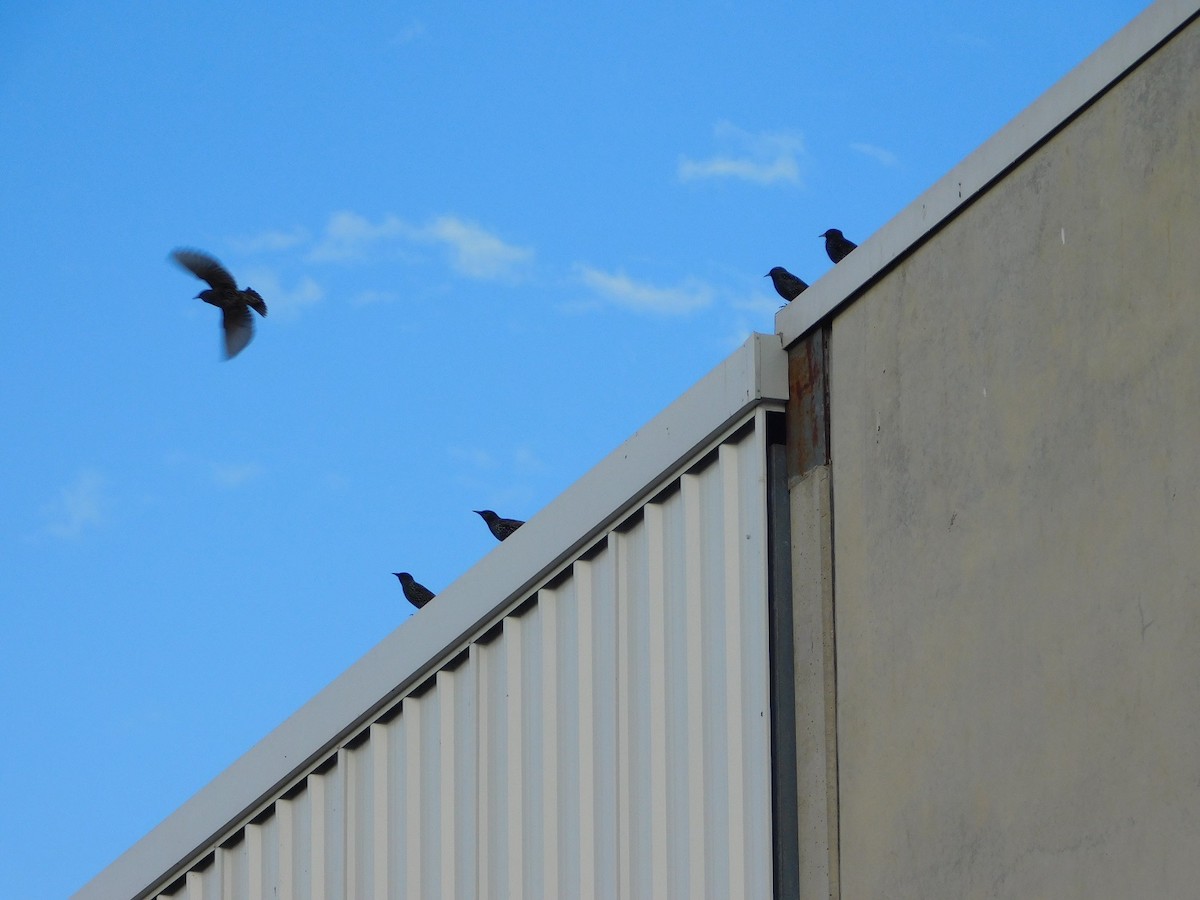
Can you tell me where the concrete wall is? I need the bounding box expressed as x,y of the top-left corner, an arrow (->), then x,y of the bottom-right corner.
829,14 -> 1200,898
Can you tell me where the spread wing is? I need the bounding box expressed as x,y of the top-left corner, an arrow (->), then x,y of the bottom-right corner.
171,248 -> 238,292
221,305 -> 255,359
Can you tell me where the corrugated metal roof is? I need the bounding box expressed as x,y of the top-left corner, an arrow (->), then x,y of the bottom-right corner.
76,333 -> 788,900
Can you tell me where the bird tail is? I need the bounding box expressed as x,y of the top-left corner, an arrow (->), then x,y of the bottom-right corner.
244,288 -> 268,317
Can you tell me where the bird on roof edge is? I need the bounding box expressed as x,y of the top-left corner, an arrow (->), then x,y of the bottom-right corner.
393,572 -> 436,609
766,267 -> 809,303
474,509 -> 525,541
170,248 -> 268,359
820,229 -> 857,264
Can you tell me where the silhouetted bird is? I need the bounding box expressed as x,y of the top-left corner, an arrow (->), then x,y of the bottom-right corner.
474,509 -> 525,541
820,229 -> 857,263
393,572 -> 435,609
170,248 -> 268,359
765,267 -> 808,302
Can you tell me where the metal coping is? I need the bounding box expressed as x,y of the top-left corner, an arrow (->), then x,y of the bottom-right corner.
775,0 -> 1200,347
74,332 -> 789,900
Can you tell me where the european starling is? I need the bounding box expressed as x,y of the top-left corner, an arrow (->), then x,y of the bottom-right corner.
765,267 -> 808,302
474,509 -> 525,541
393,572 -> 435,609
820,229 -> 857,264
170,248 -> 268,359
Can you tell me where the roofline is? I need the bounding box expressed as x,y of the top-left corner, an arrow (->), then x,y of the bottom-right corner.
73,332 -> 788,900
775,0 -> 1200,347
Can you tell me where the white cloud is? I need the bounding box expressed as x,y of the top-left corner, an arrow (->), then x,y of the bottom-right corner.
308,211 -> 532,281
851,142 -> 900,167
424,215 -> 533,280
678,121 -> 805,186
577,266 -> 713,315
232,227 -> 310,253
43,470 -> 105,538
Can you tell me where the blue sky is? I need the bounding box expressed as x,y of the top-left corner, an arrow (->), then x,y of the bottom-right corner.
0,2 -> 1149,896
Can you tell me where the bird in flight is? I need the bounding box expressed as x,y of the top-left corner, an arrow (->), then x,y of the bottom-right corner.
765,267 -> 808,302
393,572 -> 436,609
170,248 -> 268,359
820,229 -> 857,263
474,509 -> 525,541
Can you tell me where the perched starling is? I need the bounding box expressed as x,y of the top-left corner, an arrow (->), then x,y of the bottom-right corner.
820,229 -> 857,264
765,267 -> 808,302
170,248 -> 268,359
393,572 -> 435,609
474,509 -> 525,541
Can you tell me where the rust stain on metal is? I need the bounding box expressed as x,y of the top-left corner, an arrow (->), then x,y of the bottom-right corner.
786,327 -> 830,477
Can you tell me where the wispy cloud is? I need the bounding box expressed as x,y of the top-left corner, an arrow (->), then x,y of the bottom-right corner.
449,446 -> 498,470
732,292 -> 787,317
309,211 -> 412,263
43,470 -> 106,538
242,269 -> 324,316
209,463 -> 264,488
851,142 -> 900,167
350,289 -> 398,307
513,444 -> 544,473
308,211 -> 533,280
164,453 -> 265,489
577,266 -> 714,315
391,21 -> 426,45
423,215 -> 533,280
232,227 -> 310,253
678,121 -> 805,186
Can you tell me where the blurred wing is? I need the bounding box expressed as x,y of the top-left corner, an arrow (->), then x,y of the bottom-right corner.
171,248 -> 238,292
221,305 -> 255,359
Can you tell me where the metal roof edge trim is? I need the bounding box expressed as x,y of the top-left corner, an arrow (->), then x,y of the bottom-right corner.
774,0 -> 1199,347
74,331 -> 788,900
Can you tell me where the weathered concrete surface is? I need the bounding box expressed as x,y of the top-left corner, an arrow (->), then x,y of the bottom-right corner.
788,464 -> 839,900
830,14 -> 1200,899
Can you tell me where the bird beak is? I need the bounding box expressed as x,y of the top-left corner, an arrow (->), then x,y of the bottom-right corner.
763,273 -> 769,278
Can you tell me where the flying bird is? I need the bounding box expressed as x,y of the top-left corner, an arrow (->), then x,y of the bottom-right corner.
393,572 -> 435,609
170,248 -> 268,359
474,509 -> 525,541
765,267 -> 808,302
820,229 -> 857,263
